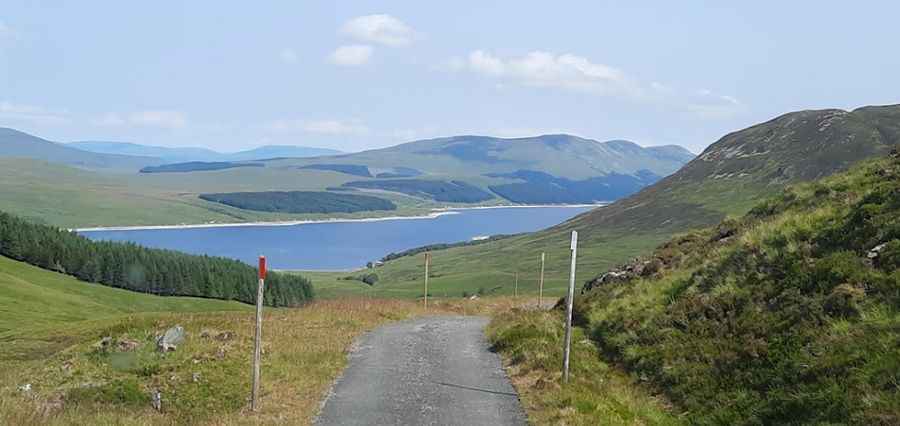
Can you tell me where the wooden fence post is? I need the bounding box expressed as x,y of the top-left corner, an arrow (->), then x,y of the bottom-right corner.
539,252 -> 545,307
424,252 -> 430,308
563,232 -> 578,384
251,255 -> 266,411
514,270 -> 519,297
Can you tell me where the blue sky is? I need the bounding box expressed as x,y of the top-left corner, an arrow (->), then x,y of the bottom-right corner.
1,2 -> 898,153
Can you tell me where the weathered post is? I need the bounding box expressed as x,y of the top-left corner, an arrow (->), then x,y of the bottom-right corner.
563,232 -> 578,384
423,252 -> 431,308
251,255 -> 266,412
539,252 -> 546,307
514,270 -> 519,297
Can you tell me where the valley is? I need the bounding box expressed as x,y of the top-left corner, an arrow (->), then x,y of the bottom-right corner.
1,129 -> 692,228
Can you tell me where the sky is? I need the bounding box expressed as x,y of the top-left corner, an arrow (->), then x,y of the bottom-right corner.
1,2 -> 898,153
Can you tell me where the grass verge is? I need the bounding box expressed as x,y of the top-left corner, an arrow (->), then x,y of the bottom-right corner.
487,307 -> 684,425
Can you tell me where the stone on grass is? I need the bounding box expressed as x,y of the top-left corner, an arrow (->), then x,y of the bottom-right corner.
157,325 -> 185,352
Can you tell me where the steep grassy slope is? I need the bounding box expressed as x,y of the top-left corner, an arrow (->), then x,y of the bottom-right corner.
573,153 -> 900,424
0,255 -> 247,354
0,128 -> 160,172
354,105 -> 900,298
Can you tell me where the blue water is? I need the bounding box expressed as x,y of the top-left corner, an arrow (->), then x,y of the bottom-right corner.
79,206 -> 594,270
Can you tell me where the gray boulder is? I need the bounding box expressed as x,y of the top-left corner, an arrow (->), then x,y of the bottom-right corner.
157,326 -> 185,352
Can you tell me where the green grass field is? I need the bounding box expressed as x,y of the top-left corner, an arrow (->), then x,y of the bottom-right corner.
304,227 -> 671,300
0,255 -> 249,358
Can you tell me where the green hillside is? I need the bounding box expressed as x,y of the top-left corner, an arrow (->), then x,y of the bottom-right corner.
267,135 -> 693,180
1,132 -> 694,227
571,152 -> 900,424
0,255 -> 247,354
0,158 -> 434,228
0,128 -> 160,172
348,105 -> 900,298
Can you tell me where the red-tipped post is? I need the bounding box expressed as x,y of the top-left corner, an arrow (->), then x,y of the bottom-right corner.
258,256 -> 267,280
252,255 -> 266,411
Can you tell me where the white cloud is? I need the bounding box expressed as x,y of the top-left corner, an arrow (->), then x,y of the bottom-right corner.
94,110 -> 187,129
462,50 -> 636,96
279,48 -> 299,64
268,119 -> 369,136
0,101 -> 70,125
129,110 -> 187,129
329,44 -> 373,66
685,90 -> 743,119
92,112 -> 127,127
341,14 -> 415,47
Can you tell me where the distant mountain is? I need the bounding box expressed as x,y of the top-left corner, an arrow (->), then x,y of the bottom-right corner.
68,141 -> 221,164
262,134 -> 695,204
0,128 -> 160,172
69,141 -> 342,163
369,104 -> 900,295
226,145 -> 342,161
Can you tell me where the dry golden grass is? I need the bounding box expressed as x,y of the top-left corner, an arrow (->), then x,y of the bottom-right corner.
0,297 -> 532,425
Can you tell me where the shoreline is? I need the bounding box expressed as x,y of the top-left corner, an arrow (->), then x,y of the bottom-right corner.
72,203 -> 605,233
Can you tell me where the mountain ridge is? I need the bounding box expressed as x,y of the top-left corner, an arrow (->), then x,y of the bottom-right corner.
68,140 -> 343,163
364,104 -> 900,298
0,128 -> 161,172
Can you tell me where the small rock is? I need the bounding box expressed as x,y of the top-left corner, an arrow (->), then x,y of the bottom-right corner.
215,347 -> 227,360
17,383 -> 32,393
116,339 -> 140,352
214,331 -> 235,342
192,372 -> 201,383
868,243 -> 887,259
151,389 -> 162,411
39,396 -> 64,417
96,336 -> 112,350
468,294 -> 479,300
157,325 -> 185,352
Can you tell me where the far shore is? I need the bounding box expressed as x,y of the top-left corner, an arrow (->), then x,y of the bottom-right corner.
71,203 -> 606,233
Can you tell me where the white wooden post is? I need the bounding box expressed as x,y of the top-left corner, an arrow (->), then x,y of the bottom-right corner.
539,252 -> 545,307
424,252 -> 430,308
251,255 -> 266,412
514,270 -> 519,297
563,232 -> 578,384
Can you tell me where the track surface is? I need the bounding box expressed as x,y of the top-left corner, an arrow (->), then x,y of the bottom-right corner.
316,316 -> 526,426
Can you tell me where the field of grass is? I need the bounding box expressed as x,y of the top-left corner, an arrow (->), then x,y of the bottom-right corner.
488,308 -> 683,425
306,226 -> 671,300
0,254 -> 441,424
2,253 -> 569,424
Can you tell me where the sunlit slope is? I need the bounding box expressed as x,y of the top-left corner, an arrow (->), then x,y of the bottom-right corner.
576,153 -> 900,424
359,105 -> 900,296
0,255 -> 247,335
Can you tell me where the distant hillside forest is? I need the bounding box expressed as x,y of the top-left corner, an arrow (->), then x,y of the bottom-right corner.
342,179 -> 495,203
199,191 -> 397,214
0,212 -> 313,306
487,169 -> 662,204
140,161 -> 264,173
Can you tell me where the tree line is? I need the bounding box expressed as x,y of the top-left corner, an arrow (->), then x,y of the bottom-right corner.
0,211 -> 313,306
